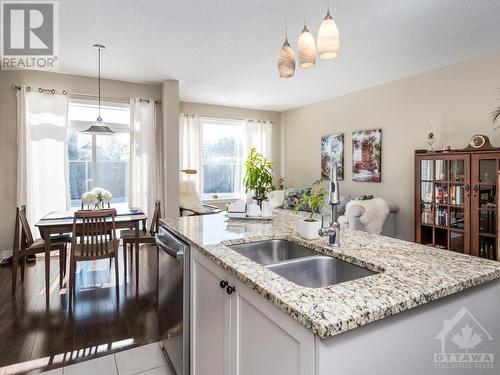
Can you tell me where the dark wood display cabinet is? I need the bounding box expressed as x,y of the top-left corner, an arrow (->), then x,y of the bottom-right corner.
415,147 -> 500,261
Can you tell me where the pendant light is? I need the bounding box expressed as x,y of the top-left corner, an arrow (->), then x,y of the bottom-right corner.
297,0 -> 316,69
277,0 -> 295,78
317,0 -> 340,59
81,44 -> 114,135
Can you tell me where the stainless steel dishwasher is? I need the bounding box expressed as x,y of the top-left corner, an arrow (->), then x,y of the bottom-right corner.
156,226 -> 190,375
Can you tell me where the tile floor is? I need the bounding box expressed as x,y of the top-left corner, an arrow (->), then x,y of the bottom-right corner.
39,343 -> 171,375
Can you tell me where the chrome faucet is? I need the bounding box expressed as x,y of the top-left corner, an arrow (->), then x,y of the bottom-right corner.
318,162 -> 341,247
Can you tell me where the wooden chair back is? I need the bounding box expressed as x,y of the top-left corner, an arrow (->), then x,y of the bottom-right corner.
148,200 -> 161,236
17,205 -> 35,250
72,209 -> 118,258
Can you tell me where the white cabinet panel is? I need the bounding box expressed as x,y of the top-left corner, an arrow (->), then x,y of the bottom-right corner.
191,251 -> 231,375
231,277 -> 315,375
191,248 -> 314,375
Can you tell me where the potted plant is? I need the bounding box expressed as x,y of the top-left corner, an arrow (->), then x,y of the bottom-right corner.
293,180 -> 328,240
243,147 -> 274,204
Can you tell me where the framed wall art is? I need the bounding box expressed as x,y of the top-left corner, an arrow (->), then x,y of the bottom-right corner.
352,129 -> 382,182
321,133 -> 344,180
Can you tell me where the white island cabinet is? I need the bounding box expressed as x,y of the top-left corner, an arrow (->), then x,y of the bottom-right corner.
191,246 -> 500,375
161,212 -> 500,375
191,247 -> 315,375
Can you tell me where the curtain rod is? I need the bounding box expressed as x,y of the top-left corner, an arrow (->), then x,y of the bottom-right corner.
184,113 -> 274,124
11,85 -> 161,105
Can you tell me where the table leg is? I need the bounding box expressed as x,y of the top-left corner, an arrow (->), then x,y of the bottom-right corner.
43,228 -> 51,306
135,221 -> 140,293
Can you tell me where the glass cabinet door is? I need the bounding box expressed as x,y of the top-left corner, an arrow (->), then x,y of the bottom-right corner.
416,155 -> 470,254
471,155 -> 499,260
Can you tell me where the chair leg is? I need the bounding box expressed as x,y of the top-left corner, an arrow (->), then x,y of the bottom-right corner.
20,256 -> 26,283
129,242 -> 133,264
114,255 -> 120,301
123,242 -> 127,281
69,259 -> 76,306
12,253 -> 18,296
63,244 -> 67,277
59,249 -> 64,288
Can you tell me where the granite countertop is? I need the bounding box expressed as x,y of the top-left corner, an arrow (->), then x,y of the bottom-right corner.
160,212 -> 500,339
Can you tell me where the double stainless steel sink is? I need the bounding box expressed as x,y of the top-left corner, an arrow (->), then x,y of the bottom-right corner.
229,240 -> 377,288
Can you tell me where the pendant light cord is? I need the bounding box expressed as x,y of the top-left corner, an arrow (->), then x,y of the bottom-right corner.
304,0 -> 306,26
98,47 -> 101,120
284,0 -> 288,39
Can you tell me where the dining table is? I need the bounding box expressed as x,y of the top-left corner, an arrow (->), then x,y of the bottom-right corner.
35,207 -> 148,305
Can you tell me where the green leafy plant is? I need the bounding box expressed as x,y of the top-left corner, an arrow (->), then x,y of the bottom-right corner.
292,180 -> 328,222
243,147 -> 274,201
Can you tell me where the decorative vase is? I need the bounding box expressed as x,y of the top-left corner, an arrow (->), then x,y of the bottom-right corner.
297,220 -> 321,240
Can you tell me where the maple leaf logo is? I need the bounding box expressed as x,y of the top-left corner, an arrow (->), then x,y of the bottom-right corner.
451,324 -> 482,353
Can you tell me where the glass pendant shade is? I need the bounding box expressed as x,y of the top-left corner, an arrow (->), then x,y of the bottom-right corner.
82,116 -> 115,135
297,26 -> 316,69
81,44 -> 114,135
277,39 -> 295,78
317,10 -> 340,59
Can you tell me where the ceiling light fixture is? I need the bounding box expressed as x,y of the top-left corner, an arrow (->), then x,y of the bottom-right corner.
277,0 -> 295,78
317,0 -> 340,59
297,0 -> 316,69
81,44 -> 115,135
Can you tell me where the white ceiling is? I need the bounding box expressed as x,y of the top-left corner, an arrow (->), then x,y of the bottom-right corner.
58,0 -> 500,111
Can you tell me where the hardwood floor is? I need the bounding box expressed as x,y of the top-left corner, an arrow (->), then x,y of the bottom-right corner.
0,245 -> 160,375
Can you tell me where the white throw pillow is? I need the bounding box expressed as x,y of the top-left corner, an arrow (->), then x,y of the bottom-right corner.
179,180 -> 205,213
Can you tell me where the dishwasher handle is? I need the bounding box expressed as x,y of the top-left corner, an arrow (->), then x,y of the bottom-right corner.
156,228 -> 187,260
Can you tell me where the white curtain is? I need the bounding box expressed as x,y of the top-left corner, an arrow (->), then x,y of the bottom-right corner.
129,98 -> 158,218
245,120 -> 272,158
241,120 -> 273,200
179,114 -> 202,194
17,87 -> 70,236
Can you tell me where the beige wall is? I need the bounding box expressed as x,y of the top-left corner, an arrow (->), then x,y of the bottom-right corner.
282,51 -> 500,240
180,101 -> 282,179
0,70 -> 162,252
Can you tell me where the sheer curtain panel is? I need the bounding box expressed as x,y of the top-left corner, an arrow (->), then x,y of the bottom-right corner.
129,98 -> 158,218
245,120 -> 272,158
179,114 -> 202,193
17,87 -> 70,235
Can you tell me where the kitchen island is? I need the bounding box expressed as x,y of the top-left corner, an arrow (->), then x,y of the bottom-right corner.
160,211 -> 500,375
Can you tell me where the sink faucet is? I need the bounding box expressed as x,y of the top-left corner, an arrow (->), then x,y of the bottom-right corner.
318,162 -> 341,247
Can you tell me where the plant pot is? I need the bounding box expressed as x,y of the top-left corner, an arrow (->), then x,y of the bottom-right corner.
297,219 -> 321,240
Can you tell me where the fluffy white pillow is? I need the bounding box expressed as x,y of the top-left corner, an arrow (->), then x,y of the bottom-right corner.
179,180 -> 205,213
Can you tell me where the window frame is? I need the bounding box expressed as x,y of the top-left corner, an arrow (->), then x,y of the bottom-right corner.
67,98 -> 131,207
199,116 -> 246,200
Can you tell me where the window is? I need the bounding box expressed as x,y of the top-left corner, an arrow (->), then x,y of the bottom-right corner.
67,99 -> 130,208
201,118 -> 245,199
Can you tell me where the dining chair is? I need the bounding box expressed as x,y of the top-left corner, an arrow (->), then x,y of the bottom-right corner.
120,200 -> 161,276
69,209 -> 119,304
12,205 -> 71,295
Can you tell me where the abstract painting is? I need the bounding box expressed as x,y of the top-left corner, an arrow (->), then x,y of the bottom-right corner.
320,133 -> 344,180
352,129 -> 382,182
